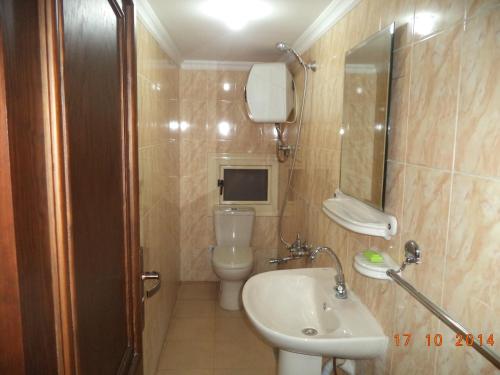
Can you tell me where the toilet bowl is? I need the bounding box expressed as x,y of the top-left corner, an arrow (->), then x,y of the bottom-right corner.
212,246 -> 253,310
212,206 -> 255,310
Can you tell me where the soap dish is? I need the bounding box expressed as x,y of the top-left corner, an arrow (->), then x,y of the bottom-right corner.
353,251 -> 399,280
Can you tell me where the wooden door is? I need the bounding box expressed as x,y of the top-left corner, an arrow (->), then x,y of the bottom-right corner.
0,0 -> 141,373
56,0 -> 141,373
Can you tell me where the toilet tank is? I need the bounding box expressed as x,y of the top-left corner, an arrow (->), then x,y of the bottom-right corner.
214,206 -> 255,247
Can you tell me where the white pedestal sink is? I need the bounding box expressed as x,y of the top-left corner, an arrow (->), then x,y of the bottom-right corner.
242,268 -> 387,375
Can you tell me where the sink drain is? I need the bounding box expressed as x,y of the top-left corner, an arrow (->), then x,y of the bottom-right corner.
302,328 -> 318,336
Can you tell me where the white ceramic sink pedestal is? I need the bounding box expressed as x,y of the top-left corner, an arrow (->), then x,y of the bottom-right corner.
242,268 -> 388,375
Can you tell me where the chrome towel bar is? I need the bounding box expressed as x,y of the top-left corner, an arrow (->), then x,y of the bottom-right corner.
387,269 -> 500,369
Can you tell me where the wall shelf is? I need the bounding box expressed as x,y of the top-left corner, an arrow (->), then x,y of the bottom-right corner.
322,190 -> 397,240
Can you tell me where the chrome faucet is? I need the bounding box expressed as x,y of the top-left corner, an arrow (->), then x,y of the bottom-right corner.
288,233 -> 312,256
268,234 -> 312,265
309,246 -> 347,299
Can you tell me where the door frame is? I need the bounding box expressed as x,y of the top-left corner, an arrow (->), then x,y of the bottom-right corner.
39,0 -> 142,373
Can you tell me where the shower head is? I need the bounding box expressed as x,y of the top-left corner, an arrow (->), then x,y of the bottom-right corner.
275,41 -> 316,71
275,41 -> 290,52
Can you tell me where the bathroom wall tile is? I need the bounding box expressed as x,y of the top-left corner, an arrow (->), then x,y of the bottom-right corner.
253,248 -> 278,274
407,26 -> 461,169
382,0 -> 416,49
180,138 -> 208,176
278,0 -> 499,373
435,302 -> 499,374
180,70 -> 208,100
210,70 -> 248,101
391,297 -> 441,374
251,217 -> 278,249
189,247 -> 218,281
392,46 -> 412,80
434,173 -> 500,373
179,99 -> 208,141
413,0 -> 465,40
401,165 -> 451,298
345,0 -> 383,48
466,0 -> 500,19
455,8 -> 500,177
178,282 -> 217,300
137,20 -> 181,375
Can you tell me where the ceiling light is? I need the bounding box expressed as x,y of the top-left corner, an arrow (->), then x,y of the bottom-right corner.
200,0 -> 272,31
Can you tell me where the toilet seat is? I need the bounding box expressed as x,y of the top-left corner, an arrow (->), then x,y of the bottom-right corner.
212,246 -> 253,269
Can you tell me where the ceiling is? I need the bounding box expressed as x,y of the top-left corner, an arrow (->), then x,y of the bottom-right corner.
147,0 -> 334,62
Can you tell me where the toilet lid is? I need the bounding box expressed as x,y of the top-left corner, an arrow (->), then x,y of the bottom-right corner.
213,246 -> 253,269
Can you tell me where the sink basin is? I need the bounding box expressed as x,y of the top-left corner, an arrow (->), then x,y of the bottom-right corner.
242,268 -> 387,374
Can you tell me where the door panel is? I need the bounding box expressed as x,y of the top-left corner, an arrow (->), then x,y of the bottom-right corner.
60,0 -> 134,373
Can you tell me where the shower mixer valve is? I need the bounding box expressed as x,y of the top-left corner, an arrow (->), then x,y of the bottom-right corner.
268,234 -> 312,264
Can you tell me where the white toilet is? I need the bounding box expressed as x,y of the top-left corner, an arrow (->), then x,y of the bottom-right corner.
212,206 -> 255,310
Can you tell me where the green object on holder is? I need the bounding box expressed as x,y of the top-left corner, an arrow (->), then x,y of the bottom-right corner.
363,250 -> 384,263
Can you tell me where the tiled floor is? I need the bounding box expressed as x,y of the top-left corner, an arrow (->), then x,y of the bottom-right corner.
156,282 -> 277,375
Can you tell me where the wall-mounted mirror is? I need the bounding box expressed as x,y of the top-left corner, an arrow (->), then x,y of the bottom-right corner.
339,24 -> 394,210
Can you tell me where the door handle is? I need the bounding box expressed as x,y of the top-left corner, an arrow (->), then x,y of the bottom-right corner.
141,271 -> 161,298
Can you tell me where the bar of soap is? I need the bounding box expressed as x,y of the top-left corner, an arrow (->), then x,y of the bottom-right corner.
363,250 -> 384,263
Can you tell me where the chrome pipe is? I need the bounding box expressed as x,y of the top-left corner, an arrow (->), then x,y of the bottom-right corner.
387,269 -> 500,369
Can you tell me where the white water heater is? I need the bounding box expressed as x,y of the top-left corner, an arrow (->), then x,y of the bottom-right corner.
245,63 -> 295,123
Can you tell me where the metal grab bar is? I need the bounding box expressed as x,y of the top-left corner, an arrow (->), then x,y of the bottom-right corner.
387,269 -> 500,369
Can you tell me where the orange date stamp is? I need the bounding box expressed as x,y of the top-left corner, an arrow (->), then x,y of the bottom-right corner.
393,333 -> 495,347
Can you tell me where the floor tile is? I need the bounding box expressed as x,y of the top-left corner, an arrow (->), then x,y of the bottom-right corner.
215,317 -> 261,343
214,370 -> 276,375
174,300 -> 216,318
167,318 -> 215,341
215,304 -> 245,318
158,340 -> 214,370
158,370 -> 213,375
214,339 -> 276,370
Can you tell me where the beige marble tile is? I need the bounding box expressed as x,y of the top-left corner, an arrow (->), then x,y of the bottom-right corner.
215,317 -> 263,343
214,370 -> 275,375
173,300 -> 216,319
466,0 -> 500,19
414,0 -> 465,40
391,297 -> 442,374
158,370 -> 213,375
180,70 -> 208,100
214,339 -> 276,370
443,174 -> 500,309
382,0 -> 416,49
401,165 -> 451,298
455,8 -> 500,177
433,175 -> 500,374
215,304 -> 245,319
138,19 -> 181,375
251,217 -> 279,249
407,26 -> 462,169
158,340 -> 214,370
167,318 -> 215,341
179,99 -> 208,142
